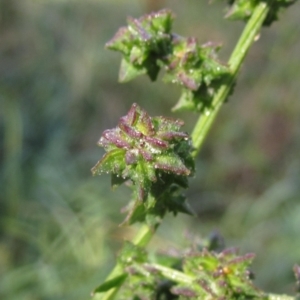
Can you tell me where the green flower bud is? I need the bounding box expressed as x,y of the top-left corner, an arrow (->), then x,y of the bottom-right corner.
92,103 -> 194,202
106,9 -> 174,82
225,0 -> 297,26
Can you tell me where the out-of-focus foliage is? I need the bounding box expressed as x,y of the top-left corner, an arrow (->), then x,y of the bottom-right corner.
0,0 -> 300,299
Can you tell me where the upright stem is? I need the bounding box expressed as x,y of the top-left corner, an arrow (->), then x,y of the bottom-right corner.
91,224 -> 156,300
93,3 -> 270,299
132,223 -> 156,246
191,2 -> 269,156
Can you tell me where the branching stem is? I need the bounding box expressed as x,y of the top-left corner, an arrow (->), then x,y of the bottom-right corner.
191,2 -> 269,157
94,3 -> 275,300
91,224 -> 156,300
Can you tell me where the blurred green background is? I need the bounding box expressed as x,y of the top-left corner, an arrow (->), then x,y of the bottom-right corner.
1,0 -> 300,299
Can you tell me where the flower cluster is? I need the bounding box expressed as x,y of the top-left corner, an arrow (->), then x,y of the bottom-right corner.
164,38 -> 229,112
106,9 -> 174,82
101,243 -> 264,300
106,9 -> 230,112
92,103 -> 194,224
225,0 -> 297,25
178,248 -> 262,299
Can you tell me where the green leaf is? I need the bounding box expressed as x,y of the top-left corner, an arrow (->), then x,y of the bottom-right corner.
167,192 -> 194,216
173,77 -> 227,113
119,58 -> 146,82
111,173 -> 128,189
105,27 -> 132,54
172,89 -> 199,112
135,160 -> 156,183
121,200 -> 148,225
226,0 -> 256,20
146,9 -> 174,33
155,153 -> 190,176
91,148 -> 126,175
92,274 -> 127,294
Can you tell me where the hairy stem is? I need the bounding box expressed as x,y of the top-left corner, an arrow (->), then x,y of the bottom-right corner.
191,2 -> 269,157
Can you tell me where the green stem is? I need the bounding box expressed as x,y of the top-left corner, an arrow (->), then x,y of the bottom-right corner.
145,263 -> 193,284
132,223 -> 156,247
191,2 -> 269,157
92,3 -> 271,299
91,224 -> 156,300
